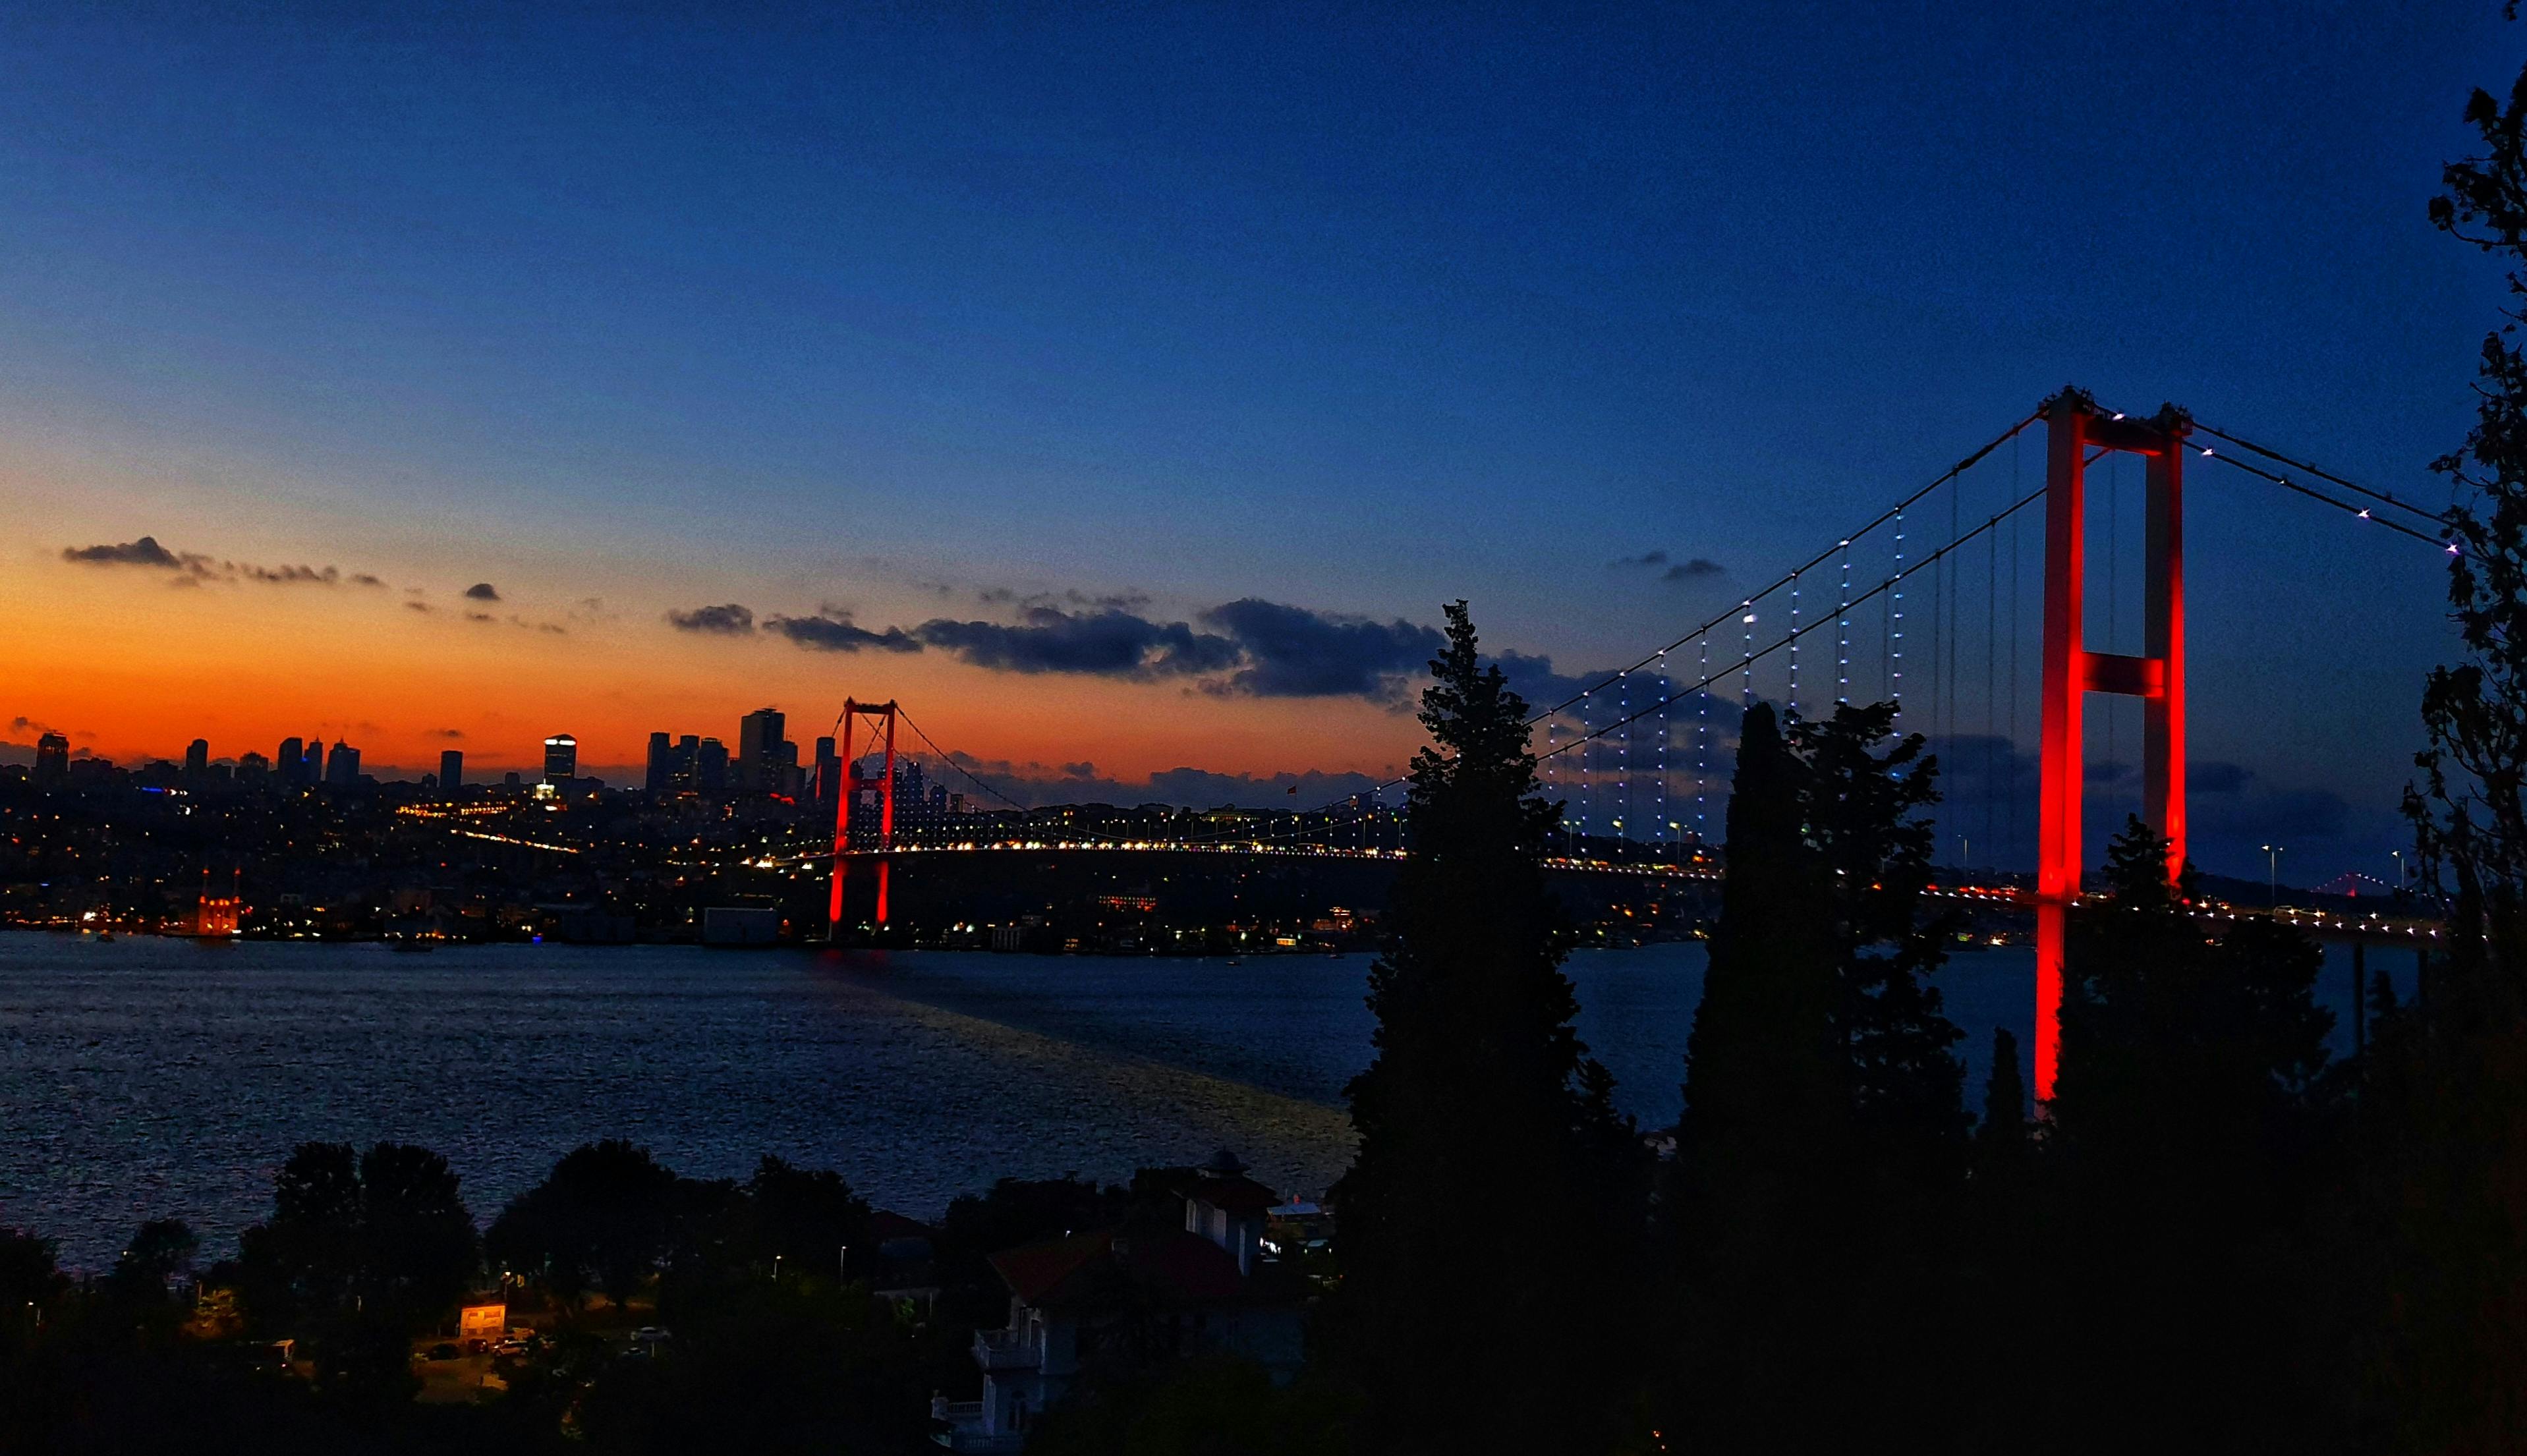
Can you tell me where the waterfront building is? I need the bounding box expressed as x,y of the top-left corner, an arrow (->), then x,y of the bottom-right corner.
934,1150 -> 1303,1451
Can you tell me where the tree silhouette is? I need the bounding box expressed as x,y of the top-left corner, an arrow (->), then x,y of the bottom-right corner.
1330,602 -> 1639,1456
1670,700 -> 1966,1450
2352,63 -> 2527,1447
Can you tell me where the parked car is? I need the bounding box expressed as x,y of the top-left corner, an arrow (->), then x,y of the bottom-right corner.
426,1343 -> 461,1362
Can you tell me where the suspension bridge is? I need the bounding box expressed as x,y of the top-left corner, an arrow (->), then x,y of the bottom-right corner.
817,388 -> 2455,1099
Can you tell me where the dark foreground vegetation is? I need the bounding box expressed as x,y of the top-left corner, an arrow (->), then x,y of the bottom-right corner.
20,43 -> 2527,1456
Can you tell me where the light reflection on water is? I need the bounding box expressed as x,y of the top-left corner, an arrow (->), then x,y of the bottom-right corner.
0,930 -> 2244,1268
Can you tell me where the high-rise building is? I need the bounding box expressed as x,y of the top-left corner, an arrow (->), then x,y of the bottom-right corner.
301,737 -> 325,785
184,739 -> 209,775
696,737 -> 729,791
277,736 -> 304,785
543,734 -> 577,783
324,740 -> 359,786
736,708 -> 785,792
814,736 -> 841,805
237,751 -> 271,783
440,749 -> 464,793
645,732 -> 675,794
34,732 -> 69,781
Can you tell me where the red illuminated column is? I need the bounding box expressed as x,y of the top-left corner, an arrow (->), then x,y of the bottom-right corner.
2033,395 -> 2090,1104
828,702 -> 857,938
2144,431 -> 2188,882
875,705 -> 898,926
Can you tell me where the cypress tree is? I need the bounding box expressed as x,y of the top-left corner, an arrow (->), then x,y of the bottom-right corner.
1973,1028 -> 2028,1169
2042,817 -> 2339,1453
1330,602 -> 1638,1456
1670,701 -> 1966,1449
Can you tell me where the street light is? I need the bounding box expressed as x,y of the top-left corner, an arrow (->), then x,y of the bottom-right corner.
2261,843 -> 2286,907
2391,849 -> 2408,892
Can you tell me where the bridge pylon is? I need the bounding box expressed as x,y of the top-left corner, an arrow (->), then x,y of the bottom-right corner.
828,698 -> 900,939
2034,389 -> 2190,1101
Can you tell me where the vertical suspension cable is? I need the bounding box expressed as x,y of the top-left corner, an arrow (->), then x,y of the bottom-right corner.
1618,670 -> 1630,850
1657,650 -> 1670,858
1985,519 -> 1997,872
2010,434 -> 2022,870
1789,569 -> 1802,715
1892,507 -> 1906,720
1740,601 -> 1755,712
1836,541 -> 1852,706
1699,638 -> 1713,847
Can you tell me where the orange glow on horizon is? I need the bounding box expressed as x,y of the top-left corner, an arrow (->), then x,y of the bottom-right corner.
1,553 -> 1421,790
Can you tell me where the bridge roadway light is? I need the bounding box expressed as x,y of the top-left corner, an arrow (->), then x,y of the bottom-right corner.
2261,843 -> 2286,907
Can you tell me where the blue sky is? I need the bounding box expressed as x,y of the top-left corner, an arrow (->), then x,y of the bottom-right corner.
0,1 -> 2512,883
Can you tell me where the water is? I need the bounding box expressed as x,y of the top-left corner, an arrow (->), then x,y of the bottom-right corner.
2,929 -> 2399,1270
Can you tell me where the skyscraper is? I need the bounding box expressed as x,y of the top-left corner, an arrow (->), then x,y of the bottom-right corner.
277,736 -> 304,785
696,737 -> 729,791
543,734 -> 577,783
34,732 -> 69,781
237,751 -> 271,782
302,737 -> 325,785
184,739 -> 209,775
440,749 -> 464,793
814,735 -> 840,806
324,740 -> 359,786
736,708 -> 785,792
645,732 -> 674,794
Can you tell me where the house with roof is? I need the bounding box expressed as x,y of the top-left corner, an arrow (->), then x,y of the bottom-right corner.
931,1150 -> 1307,1451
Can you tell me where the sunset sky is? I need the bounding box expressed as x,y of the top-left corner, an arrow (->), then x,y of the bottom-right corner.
1,2 -> 2509,878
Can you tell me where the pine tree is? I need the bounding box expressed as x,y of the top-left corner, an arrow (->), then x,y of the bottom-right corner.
1330,602 -> 1639,1456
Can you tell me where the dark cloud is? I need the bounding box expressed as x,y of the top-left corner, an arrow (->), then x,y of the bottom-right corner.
237,563 -> 339,586
1610,549 -> 1669,568
405,601 -> 434,615
667,603 -> 756,635
64,536 -> 380,588
63,536 -> 186,569
429,728 -> 465,739
917,607 -> 1238,678
942,749 -> 1393,812
463,582 -> 501,602
1197,599 -> 1442,699
1662,557 -> 1726,580
464,611 -> 496,624
2189,760 -> 2256,794
765,611 -> 922,654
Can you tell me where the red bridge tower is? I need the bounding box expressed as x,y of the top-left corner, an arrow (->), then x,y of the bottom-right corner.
828,698 -> 900,939
2034,390 -> 2190,1100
